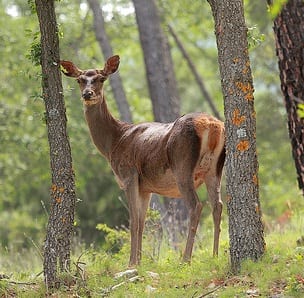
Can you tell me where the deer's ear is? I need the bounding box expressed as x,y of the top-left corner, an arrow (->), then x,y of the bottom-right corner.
102,55 -> 120,76
60,60 -> 83,77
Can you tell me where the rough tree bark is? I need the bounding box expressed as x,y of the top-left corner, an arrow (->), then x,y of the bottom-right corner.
208,0 -> 265,272
272,0 -> 304,195
132,0 -> 188,246
35,0 -> 76,287
87,0 -> 132,123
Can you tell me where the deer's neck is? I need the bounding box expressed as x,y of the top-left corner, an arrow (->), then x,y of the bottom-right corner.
83,94 -> 125,160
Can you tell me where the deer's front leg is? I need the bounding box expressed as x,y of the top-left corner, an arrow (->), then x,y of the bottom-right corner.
124,173 -> 150,266
136,191 -> 151,262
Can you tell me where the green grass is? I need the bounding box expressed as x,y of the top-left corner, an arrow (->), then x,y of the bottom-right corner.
1,216 -> 304,297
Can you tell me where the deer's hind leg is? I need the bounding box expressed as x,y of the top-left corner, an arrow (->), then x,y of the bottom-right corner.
176,176 -> 203,263
205,174 -> 222,257
180,181 -> 203,262
168,132 -> 203,262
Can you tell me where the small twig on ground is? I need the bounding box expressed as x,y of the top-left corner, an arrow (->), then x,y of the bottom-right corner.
197,277 -> 238,298
111,275 -> 141,291
1,277 -> 37,286
35,270 -> 43,278
0,274 -> 10,280
197,284 -> 223,298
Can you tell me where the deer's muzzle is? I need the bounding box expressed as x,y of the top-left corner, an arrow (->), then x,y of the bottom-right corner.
82,90 -> 94,100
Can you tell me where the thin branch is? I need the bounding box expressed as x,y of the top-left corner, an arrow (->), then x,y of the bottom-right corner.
168,24 -> 222,120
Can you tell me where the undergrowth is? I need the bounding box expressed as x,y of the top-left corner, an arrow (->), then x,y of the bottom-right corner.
1,213 -> 304,297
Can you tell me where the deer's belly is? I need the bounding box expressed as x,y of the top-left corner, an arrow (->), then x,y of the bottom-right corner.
141,174 -> 182,198
141,169 -> 206,198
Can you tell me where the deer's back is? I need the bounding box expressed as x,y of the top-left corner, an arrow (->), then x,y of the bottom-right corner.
110,113 -> 224,197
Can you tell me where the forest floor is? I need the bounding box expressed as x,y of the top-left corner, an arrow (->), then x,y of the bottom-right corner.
1,213 -> 304,297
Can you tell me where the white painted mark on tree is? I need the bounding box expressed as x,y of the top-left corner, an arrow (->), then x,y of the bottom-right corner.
236,127 -> 247,139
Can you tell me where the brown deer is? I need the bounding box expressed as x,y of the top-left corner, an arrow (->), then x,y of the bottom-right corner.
60,55 -> 225,266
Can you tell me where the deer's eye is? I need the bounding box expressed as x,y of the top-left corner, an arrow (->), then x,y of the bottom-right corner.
92,75 -> 104,83
77,77 -> 86,84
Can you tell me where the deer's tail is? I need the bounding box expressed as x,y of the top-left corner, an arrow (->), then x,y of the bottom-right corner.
216,145 -> 225,177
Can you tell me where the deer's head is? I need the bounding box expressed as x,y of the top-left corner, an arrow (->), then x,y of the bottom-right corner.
60,55 -> 120,103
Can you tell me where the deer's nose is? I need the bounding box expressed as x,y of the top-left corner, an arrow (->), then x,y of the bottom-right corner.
82,90 -> 94,100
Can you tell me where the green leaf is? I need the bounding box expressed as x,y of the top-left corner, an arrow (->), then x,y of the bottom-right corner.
268,0 -> 288,19
297,103 -> 304,119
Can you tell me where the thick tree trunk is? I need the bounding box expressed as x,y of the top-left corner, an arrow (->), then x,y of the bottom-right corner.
273,0 -> 304,195
35,0 -> 76,288
87,0 -> 132,123
132,0 -> 188,246
208,0 -> 265,272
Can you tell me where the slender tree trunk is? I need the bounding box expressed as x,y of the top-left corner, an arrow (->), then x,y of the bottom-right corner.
168,24 -> 222,120
87,0 -> 132,123
132,0 -> 188,246
208,0 -> 265,273
273,0 -> 304,195
35,0 -> 76,288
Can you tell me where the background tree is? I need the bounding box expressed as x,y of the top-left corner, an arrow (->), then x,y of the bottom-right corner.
35,0 -> 77,287
132,0 -> 188,246
208,0 -> 265,272
132,0 -> 180,122
87,0 -> 132,123
272,0 -> 304,196
167,24 -> 221,120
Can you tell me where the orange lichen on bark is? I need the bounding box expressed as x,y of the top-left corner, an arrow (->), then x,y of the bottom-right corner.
235,81 -> 254,94
235,81 -> 254,101
242,61 -> 251,74
232,109 -> 246,126
233,57 -> 240,63
56,197 -> 62,204
245,92 -> 254,101
253,174 -> 258,186
51,184 -> 57,192
236,140 -> 250,151
51,184 -> 65,195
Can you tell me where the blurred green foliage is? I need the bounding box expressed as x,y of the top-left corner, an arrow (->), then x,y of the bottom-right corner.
0,0 -> 300,251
